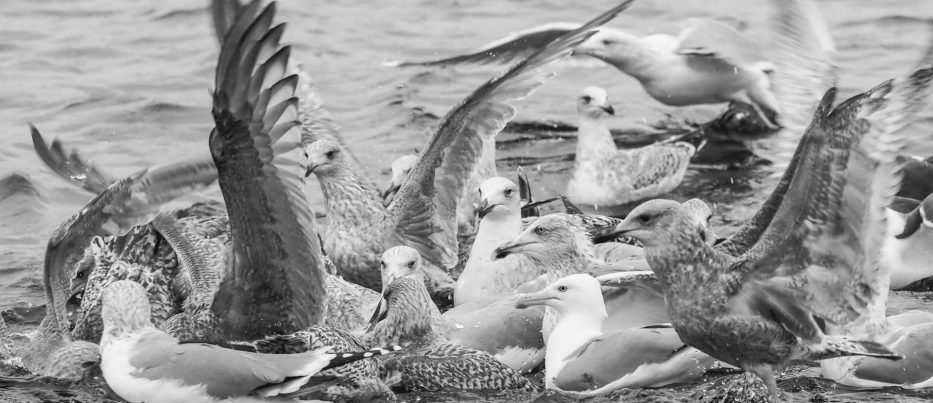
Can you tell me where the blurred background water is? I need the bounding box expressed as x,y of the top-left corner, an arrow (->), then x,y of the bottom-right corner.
1,0 -> 932,401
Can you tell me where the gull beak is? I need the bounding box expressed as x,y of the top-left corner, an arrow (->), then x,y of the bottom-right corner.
304,164 -> 319,178
381,183 -> 401,207
475,199 -> 497,219
602,104 -> 616,115
492,238 -> 534,260
603,219 -> 636,240
515,287 -> 558,309
366,296 -> 387,332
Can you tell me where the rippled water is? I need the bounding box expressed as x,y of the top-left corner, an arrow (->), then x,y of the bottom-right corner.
1,0 -> 932,401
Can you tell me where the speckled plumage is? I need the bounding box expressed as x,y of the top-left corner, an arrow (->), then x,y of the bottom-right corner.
567,87 -> 699,207
370,276 -> 535,392
368,247 -> 535,392
246,325 -> 395,401
612,49 -> 933,398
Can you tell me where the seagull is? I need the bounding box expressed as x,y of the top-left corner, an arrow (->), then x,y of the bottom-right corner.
99,280 -> 397,403
386,18 -> 780,127
366,246 -> 536,392
384,0 -> 836,130
301,1 -> 635,299
515,273 -> 717,393
566,86 -> 703,207
455,177 -> 546,306
606,41 -> 933,399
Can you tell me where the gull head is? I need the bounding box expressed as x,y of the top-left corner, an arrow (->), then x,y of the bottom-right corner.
611,199 -> 698,247
380,246 -> 425,289
514,273 -> 605,316
577,86 -> 615,119
493,214 -> 587,260
575,28 -> 640,65
382,155 -> 419,206
476,177 -> 521,220
303,139 -> 345,177
101,280 -> 153,338
682,198 -> 719,246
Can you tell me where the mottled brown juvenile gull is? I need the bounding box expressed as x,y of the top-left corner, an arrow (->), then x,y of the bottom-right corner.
367,246 -> 535,392
99,280 -> 397,403
567,86 -> 702,207
302,1 -> 634,296
607,48 -> 933,399
515,273 -> 716,394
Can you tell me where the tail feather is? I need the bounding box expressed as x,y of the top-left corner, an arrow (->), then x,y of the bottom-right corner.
322,346 -> 403,371
808,336 -> 901,361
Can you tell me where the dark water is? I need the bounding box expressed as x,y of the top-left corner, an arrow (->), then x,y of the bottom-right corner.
1,0 -> 933,401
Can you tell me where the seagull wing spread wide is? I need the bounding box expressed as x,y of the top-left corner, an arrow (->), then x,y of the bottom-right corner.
385,1 -> 635,269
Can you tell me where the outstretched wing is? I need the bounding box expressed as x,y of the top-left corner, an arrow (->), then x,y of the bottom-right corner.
676,18 -> 768,68
714,0 -> 838,255
32,126 -> 220,206
31,125 -> 116,194
385,1 -> 635,268
737,45 -> 933,327
384,22 -> 581,68
767,0 -> 837,132
207,1 -> 326,340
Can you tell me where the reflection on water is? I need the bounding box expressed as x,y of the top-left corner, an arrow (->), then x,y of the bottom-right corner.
1,0 -> 933,401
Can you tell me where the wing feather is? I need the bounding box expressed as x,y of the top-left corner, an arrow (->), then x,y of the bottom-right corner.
737,44 -> 933,327
675,18 -> 768,68
383,22 -> 580,68
208,1 -> 326,340
386,1 -> 635,268
31,124 -> 116,194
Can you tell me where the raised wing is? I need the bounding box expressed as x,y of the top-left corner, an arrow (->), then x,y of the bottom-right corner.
207,1 -> 326,340
385,1 -> 635,269
32,125 -> 219,205
31,124 -> 115,194
383,22 -> 580,68
714,92 -> 837,256
676,18 -> 768,68
737,45 -> 933,327
767,0 -> 837,131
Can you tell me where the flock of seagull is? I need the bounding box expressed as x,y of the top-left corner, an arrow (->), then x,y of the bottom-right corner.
2,0 -> 933,402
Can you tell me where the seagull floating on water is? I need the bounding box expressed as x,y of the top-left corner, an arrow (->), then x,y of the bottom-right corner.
367,246 -> 535,392
515,273 -> 717,394
607,41 -> 933,398
99,280 -> 397,403
567,86 -> 703,207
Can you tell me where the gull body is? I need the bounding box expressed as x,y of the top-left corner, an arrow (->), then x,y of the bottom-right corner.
516,274 -> 716,393
100,281 -> 393,403
567,87 -> 700,206
367,246 -> 536,392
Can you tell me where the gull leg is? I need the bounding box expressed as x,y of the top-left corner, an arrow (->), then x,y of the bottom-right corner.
747,364 -> 780,403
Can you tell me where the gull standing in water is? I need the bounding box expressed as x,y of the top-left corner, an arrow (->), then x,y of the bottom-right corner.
515,274 -> 717,394
302,1 -> 635,297
607,39 -> 933,399
99,281 -> 397,403
567,86 -> 703,206
367,246 -> 535,392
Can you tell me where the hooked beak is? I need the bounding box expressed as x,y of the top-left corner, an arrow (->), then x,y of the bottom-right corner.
602,220 -> 637,241
304,164 -> 319,178
475,199 -> 497,219
515,288 -> 558,309
492,239 -> 533,260
602,104 -> 615,115
366,296 -> 387,332
381,183 -> 401,206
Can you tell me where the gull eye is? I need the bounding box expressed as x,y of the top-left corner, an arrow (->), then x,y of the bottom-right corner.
557,285 -> 568,292
380,261 -> 386,269
581,95 -> 592,103
325,150 -> 337,159
602,39 -> 613,46
638,214 -> 651,224
504,188 -> 514,197
535,227 -> 546,235
407,260 -> 415,269
706,214 -> 713,222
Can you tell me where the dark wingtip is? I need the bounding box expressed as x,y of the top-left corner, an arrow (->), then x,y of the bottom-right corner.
895,209 -> 923,239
